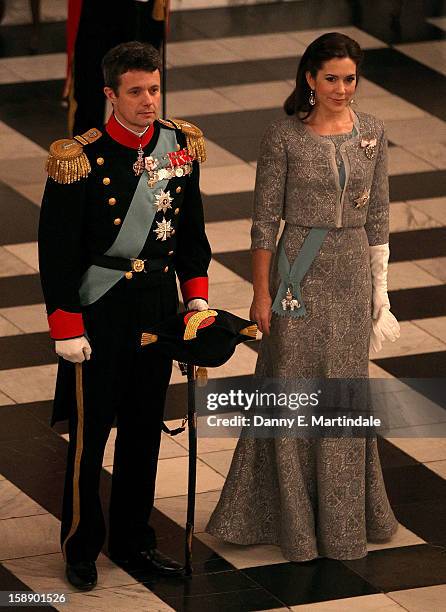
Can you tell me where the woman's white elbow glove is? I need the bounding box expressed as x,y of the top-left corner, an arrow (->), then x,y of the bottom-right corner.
369,243 -> 400,353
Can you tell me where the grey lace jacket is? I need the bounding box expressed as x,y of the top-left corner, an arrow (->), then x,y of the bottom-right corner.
251,110 -> 389,250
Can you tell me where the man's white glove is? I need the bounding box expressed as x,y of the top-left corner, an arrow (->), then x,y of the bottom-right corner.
187,298 -> 209,312
369,243 -> 400,353
55,336 -> 92,363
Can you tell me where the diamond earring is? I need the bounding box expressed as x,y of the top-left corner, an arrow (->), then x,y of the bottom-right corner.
309,89 -> 316,106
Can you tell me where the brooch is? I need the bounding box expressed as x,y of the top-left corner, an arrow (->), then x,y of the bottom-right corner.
354,188 -> 370,209
154,217 -> 173,241
154,189 -> 173,213
360,138 -> 377,160
281,286 -> 301,311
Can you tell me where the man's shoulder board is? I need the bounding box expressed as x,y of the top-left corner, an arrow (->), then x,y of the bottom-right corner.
158,118 -> 206,163
46,128 -> 102,184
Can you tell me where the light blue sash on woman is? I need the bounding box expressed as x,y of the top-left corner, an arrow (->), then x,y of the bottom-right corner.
79,129 -> 178,306
272,228 -> 329,318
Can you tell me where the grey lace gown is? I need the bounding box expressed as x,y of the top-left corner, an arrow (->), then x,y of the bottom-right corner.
206,121 -> 398,562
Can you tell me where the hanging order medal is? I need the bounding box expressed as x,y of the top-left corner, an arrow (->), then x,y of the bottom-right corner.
133,146 -> 194,187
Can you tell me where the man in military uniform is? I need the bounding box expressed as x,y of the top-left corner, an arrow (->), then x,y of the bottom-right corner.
38,41 -> 211,590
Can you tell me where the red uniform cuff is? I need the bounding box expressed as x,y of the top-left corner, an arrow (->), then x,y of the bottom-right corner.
48,309 -> 85,340
180,277 -> 208,304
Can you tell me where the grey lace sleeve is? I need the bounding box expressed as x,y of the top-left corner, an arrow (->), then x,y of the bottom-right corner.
251,122 -> 287,252
365,124 -> 389,246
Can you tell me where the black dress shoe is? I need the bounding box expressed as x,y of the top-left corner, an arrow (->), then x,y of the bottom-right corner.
112,548 -> 183,576
65,561 -> 97,591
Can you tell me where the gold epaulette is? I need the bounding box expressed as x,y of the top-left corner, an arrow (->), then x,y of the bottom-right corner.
158,118 -> 206,163
46,128 -> 102,184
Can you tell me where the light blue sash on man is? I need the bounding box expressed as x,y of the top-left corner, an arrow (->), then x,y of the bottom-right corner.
272,228 -> 329,318
79,129 -> 178,306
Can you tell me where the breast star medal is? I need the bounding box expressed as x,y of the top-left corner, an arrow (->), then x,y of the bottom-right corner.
281,286 -> 300,311
354,188 -> 371,209
360,138 -> 377,160
154,217 -> 173,241
154,189 -> 173,213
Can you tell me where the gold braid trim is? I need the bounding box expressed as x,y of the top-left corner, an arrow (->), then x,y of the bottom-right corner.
141,333 -> 159,346
159,118 -> 206,163
45,128 -> 102,184
240,324 -> 258,339
184,310 -> 218,341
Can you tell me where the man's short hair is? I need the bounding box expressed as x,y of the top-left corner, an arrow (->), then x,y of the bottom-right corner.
102,41 -> 161,93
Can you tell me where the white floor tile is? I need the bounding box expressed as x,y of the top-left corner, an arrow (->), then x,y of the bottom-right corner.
199,448 -> 235,477
154,455 -> 225,498
218,33 -> 306,61
416,256 -> 446,282
167,39 -> 242,67
388,147 -> 435,175
0,315 -> 23,337
396,40 -> 446,76
58,584 -> 174,611
200,164 -> 256,195
206,219 -> 252,253
388,584 -> 446,612
3,242 -> 39,271
389,202 -> 442,233
387,261 -> 442,290
424,459 -> 446,478
409,142 -> 446,170
204,139 -> 245,167
0,514 -> 59,560
3,552 -> 138,595
366,523 -> 424,552
197,532 -> 287,568
168,88 -> 240,117
209,259 -> 246,284
154,490 -> 221,533
0,304 -> 48,334
384,116 -> 446,146
209,280 -> 253,309
291,26 -> 387,50
0,54 -> 66,82
386,438 -> 446,463
369,321 -> 446,359
0,364 -> 57,403
0,481 -> 48,520
356,95 -> 426,121
292,594 -> 406,611
0,247 -> 36,277
215,80 -> 293,111
409,196 -> 446,225
413,316 -> 446,344
13,182 -> 45,206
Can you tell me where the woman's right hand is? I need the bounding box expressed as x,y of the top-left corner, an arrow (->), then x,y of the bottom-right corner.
250,293 -> 272,336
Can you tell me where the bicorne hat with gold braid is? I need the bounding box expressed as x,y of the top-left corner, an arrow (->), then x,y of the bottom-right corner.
141,309 -> 257,367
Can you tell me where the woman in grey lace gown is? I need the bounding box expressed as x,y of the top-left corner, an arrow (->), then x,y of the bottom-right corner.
206,33 -> 400,561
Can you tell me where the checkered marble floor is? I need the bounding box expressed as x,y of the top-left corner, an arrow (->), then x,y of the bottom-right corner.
0,1 -> 445,610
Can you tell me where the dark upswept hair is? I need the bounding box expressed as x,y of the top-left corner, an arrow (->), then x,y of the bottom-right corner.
102,41 -> 161,93
284,32 -> 363,119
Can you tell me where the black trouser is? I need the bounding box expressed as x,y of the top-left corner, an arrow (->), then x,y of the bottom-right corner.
60,279 -> 177,563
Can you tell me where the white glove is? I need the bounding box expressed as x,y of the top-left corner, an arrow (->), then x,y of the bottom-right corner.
55,336 -> 92,363
187,298 -> 209,312
369,243 -> 400,353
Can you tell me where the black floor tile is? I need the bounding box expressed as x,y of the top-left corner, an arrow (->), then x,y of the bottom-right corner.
213,250 -> 251,282
0,182 -> 40,245
343,544 -> 446,591
0,563 -> 57,610
0,332 -> 55,370
393,500 -> 446,545
363,48 -> 446,122
390,228 -> 446,262
0,22 -> 66,57
356,3 -> 445,45
389,285 -> 446,321
165,381 -> 188,422
204,192 -> 253,223
0,275 -> 43,307
383,464 -> 446,506
377,437 -> 419,469
389,171 -> 446,202
0,403 -> 51,442
243,559 -> 379,607
0,80 -> 67,150
141,569 -> 257,599
373,351 -> 446,378
164,587 -> 286,612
